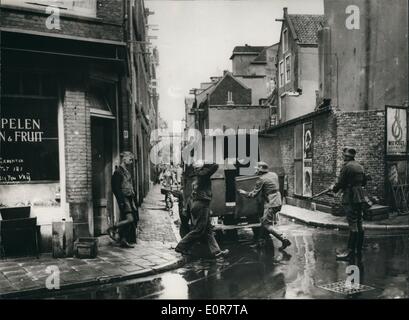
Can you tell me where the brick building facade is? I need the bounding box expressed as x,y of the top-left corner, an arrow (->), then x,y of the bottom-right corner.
260,1 -> 408,220
260,107 -> 386,214
0,0 -> 158,251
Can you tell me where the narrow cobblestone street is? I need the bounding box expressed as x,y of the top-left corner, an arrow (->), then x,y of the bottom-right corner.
22,219 -> 409,300
0,185 -> 183,299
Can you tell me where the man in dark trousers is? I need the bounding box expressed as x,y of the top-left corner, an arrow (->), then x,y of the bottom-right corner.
331,147 -> 367,261
175,160 -> 229,259
110,151 -> 139,248
238,162 -> 291,251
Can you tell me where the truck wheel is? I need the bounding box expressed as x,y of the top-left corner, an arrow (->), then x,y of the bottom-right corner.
252,227 -> 262,242
222,215 -> 238,240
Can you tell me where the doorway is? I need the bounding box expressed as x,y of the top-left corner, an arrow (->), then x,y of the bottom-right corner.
91,117 -> 114,236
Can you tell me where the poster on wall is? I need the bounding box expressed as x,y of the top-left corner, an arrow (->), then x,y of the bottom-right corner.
302,122 -> 313,197
303,160 -> 312,197
303,122 -> 313,160
386,106 -> 407,156
387,161 -> 408,186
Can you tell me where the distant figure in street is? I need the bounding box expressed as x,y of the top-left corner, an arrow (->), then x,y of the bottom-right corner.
163,167 -> 173,188
175,160 -> 229,259
330,147 -> 367,261
176,164 -> 183,188
110,151 -> 139,249
238,162 -> 291,251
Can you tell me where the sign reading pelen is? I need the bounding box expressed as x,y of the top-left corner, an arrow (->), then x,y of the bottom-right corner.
386,106 -> 408,156
0,99 -> 60,183
0,118 -> 44,143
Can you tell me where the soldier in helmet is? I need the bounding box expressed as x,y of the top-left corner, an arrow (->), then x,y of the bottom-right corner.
330,147 -> 367,261
238,161 -> 291,251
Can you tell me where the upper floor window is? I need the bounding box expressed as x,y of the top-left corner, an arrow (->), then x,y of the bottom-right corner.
279,61 -> 284,87
1,0 -> 97,17
285,55 -> 291,83
227,91 -> 234,105
283,29 -> 288,53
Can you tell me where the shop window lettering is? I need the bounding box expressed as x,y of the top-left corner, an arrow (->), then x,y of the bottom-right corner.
0,159 -> 31,183
0,118 -> 44,143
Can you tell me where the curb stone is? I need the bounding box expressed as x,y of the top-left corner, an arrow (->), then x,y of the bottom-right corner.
0,255 -> 185,299
280,211 -> 409,232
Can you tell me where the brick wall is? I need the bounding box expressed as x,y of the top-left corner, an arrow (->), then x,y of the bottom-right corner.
0,0 -> 124,42
312,111 -> 338,205
63,79 -> 92,236
336,110 -> 386,202
263,108 -> 386,211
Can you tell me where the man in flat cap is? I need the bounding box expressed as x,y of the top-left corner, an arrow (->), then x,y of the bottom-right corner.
110,151 -> 139,248
238,162 -> 291,251
330,147 -> 367,261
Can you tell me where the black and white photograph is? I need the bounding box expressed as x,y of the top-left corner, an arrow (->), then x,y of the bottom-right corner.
0,0 -> 408,305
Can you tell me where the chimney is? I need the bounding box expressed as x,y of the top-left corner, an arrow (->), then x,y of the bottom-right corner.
223,70 -> 229,76
283,7 -> 288,16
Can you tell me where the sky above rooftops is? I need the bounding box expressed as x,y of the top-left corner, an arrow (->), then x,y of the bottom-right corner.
147,0 -> 324,127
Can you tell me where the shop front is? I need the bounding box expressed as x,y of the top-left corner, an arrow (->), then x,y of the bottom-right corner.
0,31 -> 125,253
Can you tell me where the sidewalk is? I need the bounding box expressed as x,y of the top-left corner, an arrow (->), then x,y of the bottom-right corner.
0,185 -> 184,299
280,204 -> 409,231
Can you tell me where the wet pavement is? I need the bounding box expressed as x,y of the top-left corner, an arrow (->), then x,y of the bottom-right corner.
25,219 -> 409,299
0,185 -> 183,298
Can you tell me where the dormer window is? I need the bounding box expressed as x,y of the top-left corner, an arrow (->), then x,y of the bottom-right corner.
227,91 -> 234,105
283,29 -> 288,53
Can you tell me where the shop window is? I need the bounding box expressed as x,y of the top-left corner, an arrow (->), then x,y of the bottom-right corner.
2,70 -> 58,97
1,70 -> 59,183
3,71 -> 20,95
22,73 -> 40,96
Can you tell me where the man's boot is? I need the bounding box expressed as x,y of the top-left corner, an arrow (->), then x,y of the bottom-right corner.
266,226 -> 291,251
120,239 -> 135,249
336,232 -> 357,261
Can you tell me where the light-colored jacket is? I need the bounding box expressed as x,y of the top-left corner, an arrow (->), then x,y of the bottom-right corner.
246,172 -> 282,208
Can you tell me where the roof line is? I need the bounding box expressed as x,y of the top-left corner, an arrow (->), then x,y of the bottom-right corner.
285,13 -> 299,41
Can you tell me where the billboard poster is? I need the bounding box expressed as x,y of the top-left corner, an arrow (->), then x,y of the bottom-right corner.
386,106 -> 407,156
302,122 -> 313,197
303,122 -> 313,159
303,160 -> 312,197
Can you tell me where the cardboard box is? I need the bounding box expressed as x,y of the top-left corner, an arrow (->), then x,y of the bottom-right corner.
74,237 -> 98,259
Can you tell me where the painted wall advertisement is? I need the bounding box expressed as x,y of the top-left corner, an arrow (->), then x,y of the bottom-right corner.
303,122 -> 313,197
386,106 -> 407,156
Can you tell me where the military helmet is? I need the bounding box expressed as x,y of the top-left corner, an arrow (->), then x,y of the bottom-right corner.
255,161 -> 269,173
342,147 -> 356,158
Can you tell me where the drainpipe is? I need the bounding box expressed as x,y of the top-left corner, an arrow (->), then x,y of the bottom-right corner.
128,1 -> 139,203
364,0 -> 371,110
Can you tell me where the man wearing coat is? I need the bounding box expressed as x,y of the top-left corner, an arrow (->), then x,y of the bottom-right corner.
238,162 -> 291,251
110,151 -> 139,248
175,160 -> 229,259
331,147 -> 367,261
